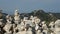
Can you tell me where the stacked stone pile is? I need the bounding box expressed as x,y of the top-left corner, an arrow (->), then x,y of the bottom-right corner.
0,10 -> 60,34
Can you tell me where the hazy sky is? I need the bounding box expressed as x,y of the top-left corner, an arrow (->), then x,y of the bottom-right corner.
0,0 -> 60,14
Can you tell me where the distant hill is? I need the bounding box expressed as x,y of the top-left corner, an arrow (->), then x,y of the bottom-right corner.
52,13 -> 60,19
0,9 -> 60,19
21,12 -> 60,19
20,10 -> 60,23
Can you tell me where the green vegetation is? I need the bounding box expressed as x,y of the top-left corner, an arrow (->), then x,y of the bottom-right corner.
0,10 -> 3,19
30,9 -> 57,27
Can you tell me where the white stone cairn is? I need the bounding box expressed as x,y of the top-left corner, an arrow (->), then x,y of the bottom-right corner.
3,15 -> 13,34
55,19 -> 60,34
3,23 -> 12,34
34,16 -> 40,24
49,21 -> 55,31
0,19 -> 3,26
14,10 -> 20,24
42,21 -> 48,34
6,15 -> 12,24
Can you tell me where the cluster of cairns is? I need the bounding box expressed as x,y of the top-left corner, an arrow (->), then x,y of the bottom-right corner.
0,10 -> 60,34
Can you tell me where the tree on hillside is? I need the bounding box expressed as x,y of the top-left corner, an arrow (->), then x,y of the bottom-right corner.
0,10 -> 3,19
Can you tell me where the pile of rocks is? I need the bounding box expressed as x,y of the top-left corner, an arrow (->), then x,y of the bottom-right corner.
0,10 -> 60,34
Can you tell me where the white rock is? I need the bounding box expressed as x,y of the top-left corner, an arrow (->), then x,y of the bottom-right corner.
3,23 -> 12,33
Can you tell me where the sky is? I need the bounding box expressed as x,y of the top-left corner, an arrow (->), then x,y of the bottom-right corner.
0,0 -> 60,14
